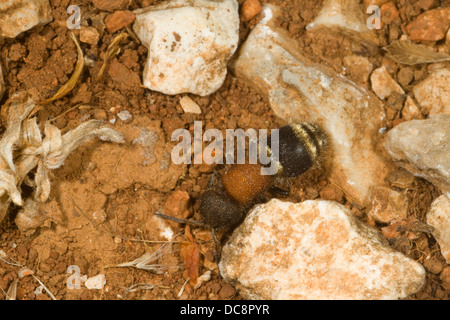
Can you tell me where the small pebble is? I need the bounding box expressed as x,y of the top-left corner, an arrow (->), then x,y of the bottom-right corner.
401,96 -> 423,121
180,96 -> 202,114
114,236 -> 122,244
85,274 -> 106,290
241,0 -> 263,21
117,110 -> 133,123
105,10 -> 136,33
406,7 -> 450,42
80,27 -> 100,45
371,66 -> 405,100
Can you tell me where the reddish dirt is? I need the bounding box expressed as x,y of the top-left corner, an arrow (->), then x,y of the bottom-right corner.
0,0 -> 448,300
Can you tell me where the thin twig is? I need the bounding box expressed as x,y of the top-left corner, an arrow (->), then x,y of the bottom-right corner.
31,275 -> 57,300
0,249 -> 57,300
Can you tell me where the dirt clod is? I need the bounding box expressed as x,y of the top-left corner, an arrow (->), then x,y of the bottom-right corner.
219,283 -> 236,299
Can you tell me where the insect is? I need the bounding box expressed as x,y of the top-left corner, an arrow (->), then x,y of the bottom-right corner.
154,122 -> 329,261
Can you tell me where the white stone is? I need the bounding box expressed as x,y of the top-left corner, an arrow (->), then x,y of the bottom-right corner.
371,66 -> 405,100
0,0 -> 53,39
79,26 -> 100,46
180,96 -> 202,114
117,110 -> 132,122
342,55 -> 373,84
84,274 -> 106,290
307,0 -> 370,33
232,5 -> 393,208
427,195 -> 450,264
402,96 -> 423,121
413,67 -> 450,115
133,0 -> 239,96
219,199 -> 425,300
384,115 -> 450,196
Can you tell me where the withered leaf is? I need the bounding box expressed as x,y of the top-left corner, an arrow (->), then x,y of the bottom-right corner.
180,225 -> 199,286
384,40 -> 450,65
97,32 -> 130,81
39,32 -> 84,105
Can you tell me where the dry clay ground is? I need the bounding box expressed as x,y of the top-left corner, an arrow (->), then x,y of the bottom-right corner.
0,0 -> 449,300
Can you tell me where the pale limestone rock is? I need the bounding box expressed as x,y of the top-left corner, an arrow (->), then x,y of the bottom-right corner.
370,66 -> 405,100
402,96 -> 423,121
233,5 -> 392,207
307,0 -> 369,33
79,27 -> 100,46
219,199 -> 425,300
413,67 -> 450,115
306,0 -> 379,53
384,115 -> 450,196
342,55 -> 373,84
117,110 -> 132,123
368,186 -> 408,223
133,0 -> 239,96
180,96 -> 202,114
0,0 -> 53,39
84,274 -> 106,290
427,195 -> 450,264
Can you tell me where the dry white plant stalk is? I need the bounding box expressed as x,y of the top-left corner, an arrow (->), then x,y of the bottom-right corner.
194,270 -> 211,290
5,279 -> 18,300
0,92 -> 125,230
105,242 -> 180,274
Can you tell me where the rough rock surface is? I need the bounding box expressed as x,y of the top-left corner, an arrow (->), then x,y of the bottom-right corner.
384,115 -> 450,196
343,55 -> 373,84
447,29 -> 450,47
0,63 -> 4,101
219,199 -> 426,300
0,0 -> 53,39
371,66 -> 405,100
413,67 -> 450,116
133,0 -> 239,96
233,5 -> 392,207
406,7 -> 450,42
307,0 -> 370,33
80,27 -> 100,45
92,0 -> 131,12
402,96 -> 423,121
363,0 -> 389,11
105,10 -> 136,33
368,186 -> 408,223
427,195 -> 450,264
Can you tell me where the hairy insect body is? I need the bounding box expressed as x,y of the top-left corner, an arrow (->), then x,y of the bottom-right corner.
200,122 -> 329,230
155,122 -> 329,260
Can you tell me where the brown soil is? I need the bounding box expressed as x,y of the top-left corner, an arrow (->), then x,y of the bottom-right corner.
0,0 -> 448,300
